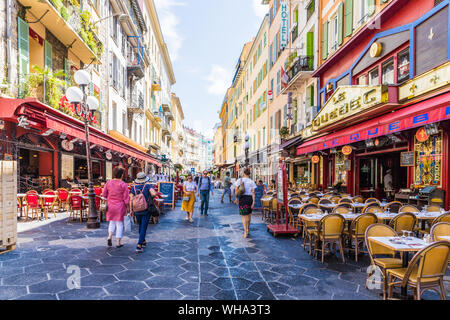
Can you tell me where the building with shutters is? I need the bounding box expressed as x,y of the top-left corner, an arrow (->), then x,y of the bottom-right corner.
294,0 -> 450,209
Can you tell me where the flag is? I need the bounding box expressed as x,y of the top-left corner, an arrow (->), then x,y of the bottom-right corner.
281,67 -> 289,88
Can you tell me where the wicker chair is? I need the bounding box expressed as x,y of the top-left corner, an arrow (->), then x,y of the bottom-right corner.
330,196 -> 341,204
385,201 -> 403,213
287,198 -> 302,229
387,241 -> 450,300
430,222 -> 450,242
332,205 -> 351,214
336,202 -> 353,212
418,213 -> 450,237
426,205 -> 442,212
42,190 -> 58,219
399,205 -> 420,213
56,188 -> 70,212
365,198 -> 381,205
319,198 -> 332,205
310,214 -> 346,263
363,203 -> 383,213
353,196 -> 364,203
261,197 -> 272,222
365,224 -> 402,299
344,213 -> 378,262
339,198 -> 353,204
389,212 -> 417,233
308,196 -> 320,204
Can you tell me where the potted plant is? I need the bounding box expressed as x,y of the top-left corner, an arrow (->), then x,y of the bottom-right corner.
280,126 -> 290,139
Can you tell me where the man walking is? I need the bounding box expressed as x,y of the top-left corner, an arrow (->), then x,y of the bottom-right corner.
197,170 -> 214,215
221,171 -> 232,204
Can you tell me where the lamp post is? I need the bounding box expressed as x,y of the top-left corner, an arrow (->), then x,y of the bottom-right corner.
66,70 -> 100,229
244,133 -> 250,168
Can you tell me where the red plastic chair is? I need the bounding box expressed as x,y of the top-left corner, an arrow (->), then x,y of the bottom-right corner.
25,193 -> 41,221
42,191 -> 57,219
56,188 -> 70,211
69,195 -> 85,222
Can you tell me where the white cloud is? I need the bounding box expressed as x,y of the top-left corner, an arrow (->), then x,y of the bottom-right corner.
153,0 -> 186,61
253,0 -> 268,19
204,65 -> 232,96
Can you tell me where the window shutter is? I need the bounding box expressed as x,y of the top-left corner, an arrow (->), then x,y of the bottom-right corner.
89,82 -> 94,95
17,17 -> 29,98
64,58 -> 71,86
337,2 -> 344,46
310,85 -> 315,107
344,0 -> 353,37
322,21 -> 328,60
306,31 -> 314,69
44,40 -> 53,71
368,0 -> 376,16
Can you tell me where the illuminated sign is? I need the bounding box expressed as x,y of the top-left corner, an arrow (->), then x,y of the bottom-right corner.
280,2 -> 289,48
341,145 -> 352,155
416,127 -> 429,142
311,155 -> 320,163
312,85 -> 388,131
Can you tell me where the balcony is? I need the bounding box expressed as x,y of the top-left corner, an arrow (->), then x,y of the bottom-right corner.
165,110 -> 174,121
152,77 -> 161,91
18,0 -> 102,64
281,56 -> 314,94
128,92 -> 144,114
161,121 -> 170,136
127,61 -> 145,80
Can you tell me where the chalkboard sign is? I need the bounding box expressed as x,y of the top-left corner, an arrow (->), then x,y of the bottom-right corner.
254,185 -> 264,210
400,151 -> 415,167
158,182 -> 175,210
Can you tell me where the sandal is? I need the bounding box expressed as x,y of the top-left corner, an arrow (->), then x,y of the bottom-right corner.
142,241 -> 147,248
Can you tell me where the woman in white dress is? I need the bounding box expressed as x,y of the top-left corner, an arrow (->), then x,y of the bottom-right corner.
181,174 -> 197,222
235,168 -> 257,238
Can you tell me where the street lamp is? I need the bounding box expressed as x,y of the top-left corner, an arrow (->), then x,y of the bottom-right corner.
244,133 -> 250,168
66,70 -> 100,229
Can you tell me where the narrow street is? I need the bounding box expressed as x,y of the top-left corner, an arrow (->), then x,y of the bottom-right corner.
1,193 -> 446,301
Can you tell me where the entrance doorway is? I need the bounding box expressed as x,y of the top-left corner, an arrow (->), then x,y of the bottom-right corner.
18,148 -> 54,192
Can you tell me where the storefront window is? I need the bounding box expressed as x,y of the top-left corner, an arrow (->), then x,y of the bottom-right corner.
334,152 -> 347,186
294,163 -> 311,184
369,67 -> 379,85
414,132 -> 442,187
382,58 -> 395,85
397,48 -> 410,83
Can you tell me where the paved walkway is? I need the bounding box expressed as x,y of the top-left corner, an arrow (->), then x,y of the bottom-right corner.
0,192 -> 448,300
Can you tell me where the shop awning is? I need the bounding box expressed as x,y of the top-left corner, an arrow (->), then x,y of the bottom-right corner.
0,97 -> 161,167
280,135 -> 303,150
297,92 -> 450,156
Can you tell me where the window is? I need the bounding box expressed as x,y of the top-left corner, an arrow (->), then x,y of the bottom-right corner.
382,58 -> 394,85
331,15 -> 339,52
359,0 -> 369,25
283,104 -> 288,127
307,0 -> 315,21
112,102 -> 117,131
397,48 -> 410,83
122,112 -> 127,135
358,74 -> 367,85
276,70 -> 280,95
369,67 -> 379,85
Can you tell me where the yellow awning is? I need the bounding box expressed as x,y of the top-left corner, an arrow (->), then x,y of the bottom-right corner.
109,130 -> 148,153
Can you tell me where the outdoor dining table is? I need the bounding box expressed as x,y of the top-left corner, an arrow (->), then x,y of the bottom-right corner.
368,236 -> 428,297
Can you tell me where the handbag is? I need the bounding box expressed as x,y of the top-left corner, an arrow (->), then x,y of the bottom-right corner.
236,180 -> 246,197
124,214 -> 133,233
148,193 -> 160,217
183,193 -> 190,202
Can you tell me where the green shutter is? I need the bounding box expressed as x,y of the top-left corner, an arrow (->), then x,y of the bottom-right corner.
322,21 -> 328,60
344,0 -> 353,37
310,85 -> 315,107
368,0 -> 376,16
89,82 -> 94,95
17,17 -> 29,98
306,31 -> 314,69
381,0 -> 389,2
44,40 -> 52,71
337,2 -> 344,46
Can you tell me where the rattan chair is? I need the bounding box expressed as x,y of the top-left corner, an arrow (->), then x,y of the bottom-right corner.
332,205 -> 351,214
389,212 -> 417,233
363,204 -> 383,214
344,213 -> 378,262
365,198 -> 380,205
308,196 -> 320,204
287,198 -> 302,230
426,205 -> 442,212
330,196 -> 341,204
399,205 -> 420,213
336,202 -> 353,212
387,241 -> 450,300
300,204 -> 321,253
339,198 -> 353,204
353,196 -> 364,203
385,201 -> 403,213
318,198 -> 331,205
261,197 -> 272,222
311,214 -> 346,263
430,222 -> 450,242
418,213 -> 450,237
365,224 -> 402,299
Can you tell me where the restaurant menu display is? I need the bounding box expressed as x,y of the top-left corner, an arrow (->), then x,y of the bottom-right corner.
277,166 -> 284,203
61,154 -> 74,180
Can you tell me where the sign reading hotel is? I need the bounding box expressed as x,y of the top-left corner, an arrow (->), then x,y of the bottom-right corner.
312,85 -> 388,131
280,2 -> 288,48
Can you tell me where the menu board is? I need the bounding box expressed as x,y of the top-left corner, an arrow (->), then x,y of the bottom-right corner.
106,162 -> 112,180
61,154 -> 74,180
400,151 -> 414,167
254,185 -> 264,209
158,182 -> 175,210
277,167 -> 284,203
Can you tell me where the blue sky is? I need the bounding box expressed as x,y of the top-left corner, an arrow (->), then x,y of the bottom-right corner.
154,0 -> 268,139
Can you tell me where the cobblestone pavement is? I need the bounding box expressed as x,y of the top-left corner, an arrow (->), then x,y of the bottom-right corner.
1,192 -> 448,300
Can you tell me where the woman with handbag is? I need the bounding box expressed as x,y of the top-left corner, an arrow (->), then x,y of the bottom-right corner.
130,172 -> 158,253
181,174 -> 197,223
235,168 -> 257,238
103,167 -> 129,248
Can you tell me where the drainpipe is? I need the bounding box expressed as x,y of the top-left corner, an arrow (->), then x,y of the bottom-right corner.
6,0 -> 12,85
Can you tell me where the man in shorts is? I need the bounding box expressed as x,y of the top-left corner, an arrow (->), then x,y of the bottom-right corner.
221,171 -> 232,204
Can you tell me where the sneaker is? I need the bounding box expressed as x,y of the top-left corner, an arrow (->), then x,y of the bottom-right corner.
142,241 -> 147,248
136,246 -> 144,253
107,239 -> 112,247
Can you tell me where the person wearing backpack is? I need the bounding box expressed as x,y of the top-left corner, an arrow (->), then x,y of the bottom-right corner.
196,170 -> 214,216
103,167 -> 130,248
235,168 -> 257,238
130,172 -> 158,253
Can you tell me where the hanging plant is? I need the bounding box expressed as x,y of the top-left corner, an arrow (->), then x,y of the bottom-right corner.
280,126 -> 290,139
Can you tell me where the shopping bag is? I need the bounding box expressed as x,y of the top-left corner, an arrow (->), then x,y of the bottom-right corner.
124,215 -> 133,233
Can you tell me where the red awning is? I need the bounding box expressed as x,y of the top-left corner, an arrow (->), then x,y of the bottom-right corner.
297,92 -> 450,155
0,97 -> 161,167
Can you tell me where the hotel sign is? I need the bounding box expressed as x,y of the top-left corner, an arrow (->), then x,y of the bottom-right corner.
399,61 -> 450,101
280,2 -> 289,48
312,85 -> 388,131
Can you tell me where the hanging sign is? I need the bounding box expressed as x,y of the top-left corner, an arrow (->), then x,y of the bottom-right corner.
311,155 -> 320,163
342,145 -> 352,155
416,127 -> 429,142
280,2 -> 289,48
105,151 -> 112,160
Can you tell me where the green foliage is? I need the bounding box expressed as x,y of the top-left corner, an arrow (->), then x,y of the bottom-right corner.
26,65 -> 66,111
280,126 -> 290,138
60,6 -> 69,21
49,0 -> 63,10
68,0 -> 80,7
79,10 -> 103,57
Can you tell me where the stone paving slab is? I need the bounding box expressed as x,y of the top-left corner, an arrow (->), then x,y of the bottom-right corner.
0,192 -> 449,300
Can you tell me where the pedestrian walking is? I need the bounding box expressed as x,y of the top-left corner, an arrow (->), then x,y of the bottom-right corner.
235,168 -> 257,238
197,170 -> 214,216
130,172 -> 158,253
102,167 -> 130,248
221,171 -> 232,204
181,174 -> 197,222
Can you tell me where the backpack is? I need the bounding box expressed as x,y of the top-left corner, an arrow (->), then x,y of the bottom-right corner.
199,176 -> 211,190
132,185 -> 148,213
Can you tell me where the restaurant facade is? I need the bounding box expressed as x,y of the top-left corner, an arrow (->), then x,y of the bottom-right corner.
295,0 -> 450,209
0,97 -> 161,192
